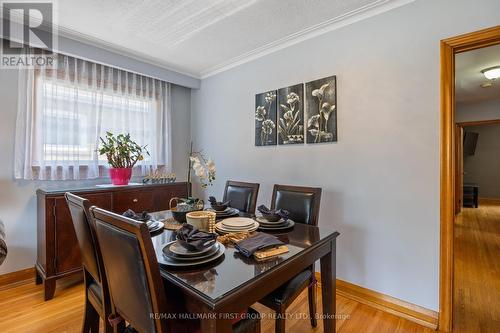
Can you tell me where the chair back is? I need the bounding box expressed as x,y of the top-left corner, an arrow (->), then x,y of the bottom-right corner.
90,207 -> 168,333
223,180 -> 260,214
271,185 -> 322,226
65,192 -> 101,283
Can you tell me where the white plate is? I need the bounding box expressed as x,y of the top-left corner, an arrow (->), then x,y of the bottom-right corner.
222,217 -> 255,228
215,221 -> 259,234
158,243 -> 226,267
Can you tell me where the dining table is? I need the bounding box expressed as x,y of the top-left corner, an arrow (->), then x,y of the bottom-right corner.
149,210 -> 340,333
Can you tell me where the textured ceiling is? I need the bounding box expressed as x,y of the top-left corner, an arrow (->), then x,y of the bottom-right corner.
52,0 -> 411,78
456,44 -> 500,104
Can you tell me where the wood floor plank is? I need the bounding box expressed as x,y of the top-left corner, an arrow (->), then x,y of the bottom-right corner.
0,275 -> 431,332
453,202 -> 500,333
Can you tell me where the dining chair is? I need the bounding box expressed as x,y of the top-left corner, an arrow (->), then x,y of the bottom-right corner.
223,180 -> 260,215
65,192 -> 114,333
259,184 -> 322,333
90,206 -> 262,333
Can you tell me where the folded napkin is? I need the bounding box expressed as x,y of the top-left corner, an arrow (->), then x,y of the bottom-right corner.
257,205 -> 289,220
176,224 -> 217,251
123,209 -> 151,222
0,220 -> 7,265
234,232 -> 284,258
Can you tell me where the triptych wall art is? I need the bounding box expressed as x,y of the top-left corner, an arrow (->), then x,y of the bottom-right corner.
255,75 -> 337,146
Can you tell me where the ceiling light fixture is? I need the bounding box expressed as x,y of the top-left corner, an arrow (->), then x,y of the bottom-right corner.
481,66 -> 500,80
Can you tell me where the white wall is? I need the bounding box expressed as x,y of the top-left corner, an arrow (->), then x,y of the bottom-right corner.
0,69 -> 192,275
191,0 -> 500,311
456,98 -> 500,123
464,124 -> 500,198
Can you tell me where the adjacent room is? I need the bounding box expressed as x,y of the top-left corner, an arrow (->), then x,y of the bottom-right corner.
0,0 -> 499,332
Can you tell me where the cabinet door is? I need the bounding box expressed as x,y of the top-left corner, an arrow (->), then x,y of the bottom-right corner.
113,190 -> 154,214
54,193 -> 112,274
153,184 -> 189,211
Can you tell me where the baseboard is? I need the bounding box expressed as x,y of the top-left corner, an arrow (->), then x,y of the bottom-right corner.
0,267 -> 35,290
315,273 -> 438,330
479,197 -> 500,205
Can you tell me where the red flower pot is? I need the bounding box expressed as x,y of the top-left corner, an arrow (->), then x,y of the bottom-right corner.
109,168 -> 132,185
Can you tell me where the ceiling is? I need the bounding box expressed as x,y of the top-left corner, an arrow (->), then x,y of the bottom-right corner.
456,44 -> 500,104
47,0 -> 412,78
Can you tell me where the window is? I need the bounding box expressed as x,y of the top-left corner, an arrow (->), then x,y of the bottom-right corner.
15,53 -> 171,180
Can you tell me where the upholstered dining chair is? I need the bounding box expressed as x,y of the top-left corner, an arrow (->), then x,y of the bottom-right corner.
259,184 -> 322,333
90,206 -> 262,333
65,192 -> 115,333
223,180 -> 260,215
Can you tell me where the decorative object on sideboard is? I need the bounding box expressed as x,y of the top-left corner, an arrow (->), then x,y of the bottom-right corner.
143,169 -> 176,184
305,76 -> 337,143
169,197 -> 204,223
98,132 -> 149,185
186,142 -> 216,190
277,84 -> 304,144
255,90 -> 277,146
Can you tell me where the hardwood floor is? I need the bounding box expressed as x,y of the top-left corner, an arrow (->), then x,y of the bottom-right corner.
453,201 -> 500,332
0,275 -> 433,333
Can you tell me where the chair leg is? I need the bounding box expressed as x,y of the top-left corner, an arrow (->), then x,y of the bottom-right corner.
82,300 -> 99,333
275,308 -> 286,333
308,281 -> 318,327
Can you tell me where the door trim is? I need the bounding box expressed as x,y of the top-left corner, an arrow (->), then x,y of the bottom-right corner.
439,25 -> 500,332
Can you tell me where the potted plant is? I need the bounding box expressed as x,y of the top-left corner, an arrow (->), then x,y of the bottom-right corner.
98,132 -> 149,185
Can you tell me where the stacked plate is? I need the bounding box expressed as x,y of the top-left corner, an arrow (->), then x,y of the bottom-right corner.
215,217 -> 259,234
145,220 -> 164,233
205,207 -> 240,219
161,240 -> 225,267
255,217 -> 295,231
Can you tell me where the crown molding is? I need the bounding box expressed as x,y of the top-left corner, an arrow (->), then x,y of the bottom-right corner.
55,27 -> 202,79
2,0 -> 414,81
199,0 -> 415,79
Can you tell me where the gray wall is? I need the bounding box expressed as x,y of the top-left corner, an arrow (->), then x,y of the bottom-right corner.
456,98 -> 500,123
0,69 -> 191,275
191,0 -> 500,311
464,124 -> 500,198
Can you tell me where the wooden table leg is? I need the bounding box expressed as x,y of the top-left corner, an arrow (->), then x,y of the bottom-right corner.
320,239 -> 336,333
200,313 -> 232,333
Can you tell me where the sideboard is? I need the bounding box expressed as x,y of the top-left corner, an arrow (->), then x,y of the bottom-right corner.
36,182 -> 189,300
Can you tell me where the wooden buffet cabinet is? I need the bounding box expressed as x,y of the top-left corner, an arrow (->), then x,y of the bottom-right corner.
36,182 -> 189,300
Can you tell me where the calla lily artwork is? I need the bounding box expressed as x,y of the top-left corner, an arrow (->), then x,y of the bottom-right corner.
305,76 -> 337,143
277,83 -> 304,144
255,90 -> 277,146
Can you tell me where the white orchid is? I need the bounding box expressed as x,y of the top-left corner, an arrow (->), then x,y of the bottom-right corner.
189,151 -> 216,188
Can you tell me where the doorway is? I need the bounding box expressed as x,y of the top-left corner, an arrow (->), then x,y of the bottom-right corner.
439,26 -> 500,332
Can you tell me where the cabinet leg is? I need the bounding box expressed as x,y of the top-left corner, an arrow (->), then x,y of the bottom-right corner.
44,279 -> 56,301
35,269 -> 43,285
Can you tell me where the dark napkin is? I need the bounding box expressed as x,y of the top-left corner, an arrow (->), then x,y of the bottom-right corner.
234,232 -> 284,258
176,224 -> 217,251
122,209 -> 151,222
257,205 -> 289,220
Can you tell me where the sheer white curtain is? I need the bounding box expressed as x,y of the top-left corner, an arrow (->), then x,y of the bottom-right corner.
15,53 -> 172,180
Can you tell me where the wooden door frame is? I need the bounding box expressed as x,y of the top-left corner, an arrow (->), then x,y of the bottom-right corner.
439,25 -> 500,332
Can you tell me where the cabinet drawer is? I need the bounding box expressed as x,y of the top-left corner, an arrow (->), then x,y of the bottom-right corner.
113,190 -> 154,213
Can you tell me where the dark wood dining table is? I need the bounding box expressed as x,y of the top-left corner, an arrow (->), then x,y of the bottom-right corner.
149,210 -> 340,333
